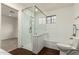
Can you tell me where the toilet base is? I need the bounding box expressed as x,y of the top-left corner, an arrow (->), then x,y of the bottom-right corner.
60,51 -> 66,55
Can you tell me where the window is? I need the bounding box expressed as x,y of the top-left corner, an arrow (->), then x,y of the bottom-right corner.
39,15 -> 56,24
39,17 -> 46,24
46,15 -> 56,24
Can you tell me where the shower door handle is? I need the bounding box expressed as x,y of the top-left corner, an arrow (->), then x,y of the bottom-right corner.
29,26 -> 32,33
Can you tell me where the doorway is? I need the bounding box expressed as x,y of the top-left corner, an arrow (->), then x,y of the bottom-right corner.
1,4 -> 18,52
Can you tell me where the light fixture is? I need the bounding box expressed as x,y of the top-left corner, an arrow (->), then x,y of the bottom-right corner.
9,10 -> 15,17
35,8 -> 38,12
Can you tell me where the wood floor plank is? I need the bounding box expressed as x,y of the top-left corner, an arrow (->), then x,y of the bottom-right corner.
9,48 -> 36,55
9,47 -> 60,55
38,47 -> 60,55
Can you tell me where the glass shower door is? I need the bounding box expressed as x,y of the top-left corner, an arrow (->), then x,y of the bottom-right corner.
21,8 -> 34,51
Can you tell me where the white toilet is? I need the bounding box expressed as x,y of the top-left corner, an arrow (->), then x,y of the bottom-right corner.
56,37 -> 79,55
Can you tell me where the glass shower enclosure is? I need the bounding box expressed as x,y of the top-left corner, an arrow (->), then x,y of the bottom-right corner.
21,6 -> 46,53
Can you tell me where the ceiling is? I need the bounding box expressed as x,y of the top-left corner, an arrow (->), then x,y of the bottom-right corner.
17,3 -> 73,12
2,3 -> 74,18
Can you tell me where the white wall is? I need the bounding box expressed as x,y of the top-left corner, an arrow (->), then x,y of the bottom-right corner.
0,3 -> 1,47
1,15 -> 18,40
45,6 -> 74,47
74,4 -> 79,18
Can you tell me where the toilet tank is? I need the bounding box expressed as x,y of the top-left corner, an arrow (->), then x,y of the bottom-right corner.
72,37 -> 79,49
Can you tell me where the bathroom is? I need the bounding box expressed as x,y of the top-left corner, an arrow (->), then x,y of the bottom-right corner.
0,3 -> 79,55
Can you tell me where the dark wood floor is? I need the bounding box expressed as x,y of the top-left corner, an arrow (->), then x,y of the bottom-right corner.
9,47 -> 60,55
9,48 -> 35,55
38,47 -> 60,55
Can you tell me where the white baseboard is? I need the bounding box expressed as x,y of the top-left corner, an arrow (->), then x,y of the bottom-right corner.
44,40 -> 59,50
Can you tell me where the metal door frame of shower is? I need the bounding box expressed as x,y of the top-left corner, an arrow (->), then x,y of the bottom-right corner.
22,5 -> 47,16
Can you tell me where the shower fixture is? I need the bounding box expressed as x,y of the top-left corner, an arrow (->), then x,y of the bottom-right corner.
73,24 -> 79,37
